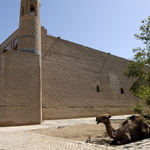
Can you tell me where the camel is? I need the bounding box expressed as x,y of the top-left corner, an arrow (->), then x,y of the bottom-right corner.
95,114 -> 150,145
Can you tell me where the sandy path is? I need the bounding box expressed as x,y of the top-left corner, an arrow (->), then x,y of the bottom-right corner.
31,121 -> 120,145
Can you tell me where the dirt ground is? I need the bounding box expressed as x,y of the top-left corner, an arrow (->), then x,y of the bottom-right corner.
31,121 -> 121,146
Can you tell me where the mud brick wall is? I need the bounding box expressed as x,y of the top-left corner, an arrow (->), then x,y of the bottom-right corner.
41,29 -> 137,120
0,51 -> 41,126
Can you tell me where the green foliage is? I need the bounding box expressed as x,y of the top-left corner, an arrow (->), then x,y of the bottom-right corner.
133,105 -> 143,114
142,114 -> 150,124
132,99 -> 145,114
124,16 -> 150,114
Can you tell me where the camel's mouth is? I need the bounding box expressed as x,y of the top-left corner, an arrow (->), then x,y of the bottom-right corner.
96,121 -> 101,124
96,117 -> 101,124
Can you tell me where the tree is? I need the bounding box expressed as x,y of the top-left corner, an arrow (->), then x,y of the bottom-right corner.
124,16 -> 150,114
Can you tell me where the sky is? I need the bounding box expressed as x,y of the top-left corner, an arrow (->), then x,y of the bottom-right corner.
0,0 -> 150,59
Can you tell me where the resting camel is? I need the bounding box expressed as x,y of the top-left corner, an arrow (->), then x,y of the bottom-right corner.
96,114 -> 150,145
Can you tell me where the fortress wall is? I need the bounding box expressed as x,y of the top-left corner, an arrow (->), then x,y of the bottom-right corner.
0,51 -> 41,126
41,34 -> 137,119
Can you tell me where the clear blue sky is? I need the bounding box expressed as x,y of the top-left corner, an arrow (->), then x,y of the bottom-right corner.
0,0 -> 150,59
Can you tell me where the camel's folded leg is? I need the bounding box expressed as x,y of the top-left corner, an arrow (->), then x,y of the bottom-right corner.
110,139 -> 118,145
110,139 -> 131,145
110,133 -> 131,145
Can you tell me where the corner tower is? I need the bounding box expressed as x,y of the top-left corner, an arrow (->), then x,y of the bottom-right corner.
18,0 -> 41,55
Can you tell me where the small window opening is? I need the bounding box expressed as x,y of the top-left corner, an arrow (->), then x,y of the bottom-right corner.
30,5 -> 36,15
21,5 -> 25,16
120,88 -> 124,94
97,85 -> 100,92
13,37 -> 19,50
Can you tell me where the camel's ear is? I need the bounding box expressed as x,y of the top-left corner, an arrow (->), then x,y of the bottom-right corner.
108,115 -> 111,119
129,115 -> 135,120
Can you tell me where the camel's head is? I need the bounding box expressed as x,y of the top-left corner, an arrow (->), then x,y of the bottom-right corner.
96,114 -> 111,124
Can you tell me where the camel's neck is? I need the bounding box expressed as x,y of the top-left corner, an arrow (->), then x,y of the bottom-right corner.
104,120 -> 116,139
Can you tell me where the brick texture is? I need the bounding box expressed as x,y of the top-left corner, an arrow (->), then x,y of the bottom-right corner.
41,29 -> 137,120
0,51 -> 41,126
